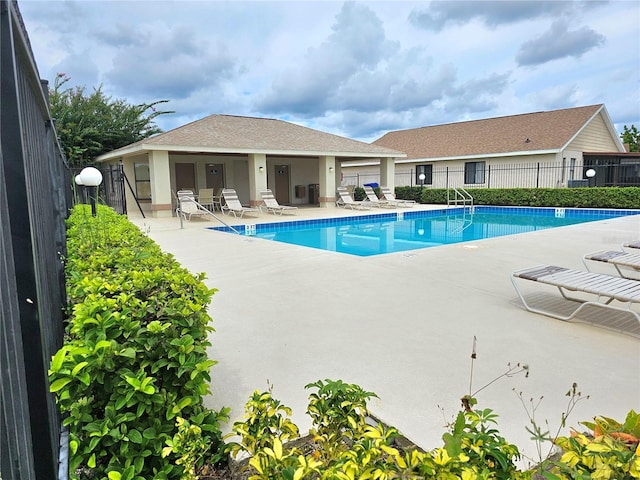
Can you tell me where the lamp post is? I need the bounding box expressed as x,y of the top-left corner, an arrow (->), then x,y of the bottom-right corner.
78,167 -> 103,216
586,168 -> 596,187
419,173 -> 426,203
74,174 -> 85,204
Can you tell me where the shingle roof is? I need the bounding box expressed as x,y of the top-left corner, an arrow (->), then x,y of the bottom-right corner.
373,104 -> 604,160
101,114 -> 403,159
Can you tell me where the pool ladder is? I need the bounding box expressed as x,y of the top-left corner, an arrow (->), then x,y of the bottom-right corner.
447,187 -> 474,212
447,209 -> 474,234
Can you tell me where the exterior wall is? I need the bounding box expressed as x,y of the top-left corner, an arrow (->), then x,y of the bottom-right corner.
567,112 -> 620,152
268,156 -> 318,205
342,153 -> 573,189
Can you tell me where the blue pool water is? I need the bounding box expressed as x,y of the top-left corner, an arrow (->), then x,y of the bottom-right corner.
210,206 -> 640,257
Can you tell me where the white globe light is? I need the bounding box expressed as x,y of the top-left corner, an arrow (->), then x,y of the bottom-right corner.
79,167 -> 103,186
419,173 -> 426,181
585,169 -> 596,178
74,174 -> 84,186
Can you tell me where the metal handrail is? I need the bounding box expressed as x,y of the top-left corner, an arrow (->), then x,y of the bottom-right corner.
447,187 -> 474,209
178,196 -> 241,234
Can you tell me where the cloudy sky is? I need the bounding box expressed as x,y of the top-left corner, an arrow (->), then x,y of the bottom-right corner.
18,0 -> 640,143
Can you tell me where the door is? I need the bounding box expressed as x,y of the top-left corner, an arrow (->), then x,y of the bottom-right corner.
175,163 -> 196,192
205,163 -> 225,192
274,165 -> 290,204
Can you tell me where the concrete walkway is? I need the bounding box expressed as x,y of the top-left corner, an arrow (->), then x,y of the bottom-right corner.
128,205 -> 640,466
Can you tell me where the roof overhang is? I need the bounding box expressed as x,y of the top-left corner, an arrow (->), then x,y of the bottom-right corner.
96,144 -> 405,163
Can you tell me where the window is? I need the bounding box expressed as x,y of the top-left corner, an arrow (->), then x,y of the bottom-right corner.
464,161 -> 485,184
415,164 -> 433,185
569,158 -> 576,180
134,163 -> 151,199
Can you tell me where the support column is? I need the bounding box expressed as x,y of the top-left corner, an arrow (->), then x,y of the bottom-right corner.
149,150 -> 172,218
248,153 -> 267,206
380,157 -> 396,190
319,155 -> 336,208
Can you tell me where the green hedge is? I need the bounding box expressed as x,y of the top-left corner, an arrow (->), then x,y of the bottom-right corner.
49,205 -> 228,480
389,186 -> 640,209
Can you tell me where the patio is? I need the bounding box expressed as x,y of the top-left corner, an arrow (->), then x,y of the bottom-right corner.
127,206 -> 640,466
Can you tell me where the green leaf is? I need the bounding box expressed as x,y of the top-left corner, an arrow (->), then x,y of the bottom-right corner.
128,429 -> 143,444
71,361 -> 89,376
50,348 -> 67,372
108,472 -> 122,480
49,377 -> 72,393
119,347 -> 136,358
95,340 -> 112,351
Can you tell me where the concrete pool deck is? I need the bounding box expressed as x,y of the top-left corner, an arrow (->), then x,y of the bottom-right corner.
128,204 -> 640,466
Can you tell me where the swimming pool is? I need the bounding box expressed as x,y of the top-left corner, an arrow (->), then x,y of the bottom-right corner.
210,206 -> 640,257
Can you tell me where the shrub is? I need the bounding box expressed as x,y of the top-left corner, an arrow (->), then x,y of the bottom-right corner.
547,410 -> 640,479
49,205 -> 228,480
230,379 -> 530,479
393,186 -> 640,209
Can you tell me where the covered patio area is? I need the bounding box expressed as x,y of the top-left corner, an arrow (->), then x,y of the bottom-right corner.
96,114 -> 405,217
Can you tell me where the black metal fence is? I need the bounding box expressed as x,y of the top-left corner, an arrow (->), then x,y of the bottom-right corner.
71,163 -> 127,215
1,1 -> 69,479
344,160 -> 640,189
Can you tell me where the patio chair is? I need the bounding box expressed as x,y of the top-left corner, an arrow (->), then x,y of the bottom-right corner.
177,190 -> 208,221
583,250 -> 640,279
380,187 -> 415,207
221,188 -> 260,217
197,188 -> 215,210
362,185 -> 394,208
623,241 -> 640,251
260,189 -> 298,215
511,264 -> 640,326
336,187 -> 371,210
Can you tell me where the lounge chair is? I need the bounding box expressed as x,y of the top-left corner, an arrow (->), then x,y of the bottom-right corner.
336,187 -> 371,210
221,188 -> 260,217
177,190 -> 208,221
583,250 -> 640,279
380,187 -> 415,207
623,241 -> 640,251
260,189 -> 298,215
362,186 -> 394,208
511,265 -> 640,324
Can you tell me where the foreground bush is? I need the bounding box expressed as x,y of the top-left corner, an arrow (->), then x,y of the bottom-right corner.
227,379 -> 639,480
229,379 -> 530,480
49,205 -> 228,479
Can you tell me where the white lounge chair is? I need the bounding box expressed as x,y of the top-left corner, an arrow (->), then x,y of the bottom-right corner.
336,187 -> 370,210
511,265 -> 640,326
583,250 -> 640,279
380,187 -> 415,207
362,186 -> 394,208
221,188 -> 260,217
623,241 -> 640,251
177,190 -> 208,221
260,189 -> 298,215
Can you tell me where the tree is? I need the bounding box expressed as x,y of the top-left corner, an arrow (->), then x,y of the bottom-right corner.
49,73 -> 173,168
620,124 -> 639,152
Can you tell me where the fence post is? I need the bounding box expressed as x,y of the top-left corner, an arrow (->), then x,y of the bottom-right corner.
536,162 -> 540,188
487,164 -> 491,188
